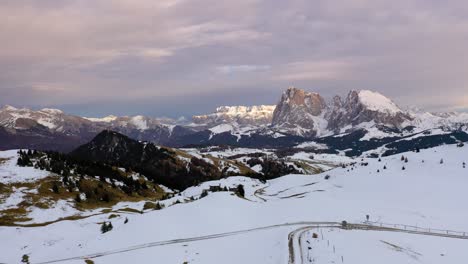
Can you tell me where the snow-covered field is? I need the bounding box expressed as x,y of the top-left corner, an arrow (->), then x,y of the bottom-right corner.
0,150 -> 49,184
1,145 -> 468,263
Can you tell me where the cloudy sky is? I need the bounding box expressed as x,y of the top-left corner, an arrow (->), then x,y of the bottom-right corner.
1,0 -> 468,117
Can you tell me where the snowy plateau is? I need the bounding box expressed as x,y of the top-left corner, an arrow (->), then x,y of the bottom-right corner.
1,144 -> 468,263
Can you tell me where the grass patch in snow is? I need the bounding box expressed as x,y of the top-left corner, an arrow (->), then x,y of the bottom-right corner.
0,174 -> 165,225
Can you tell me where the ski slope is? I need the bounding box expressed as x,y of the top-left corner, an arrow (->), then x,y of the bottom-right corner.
1,144 -> 468,263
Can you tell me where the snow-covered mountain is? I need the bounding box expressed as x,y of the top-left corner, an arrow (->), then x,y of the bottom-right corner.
271,87 -> 328,137
192,105 -> 275,127
0,106 -> 192,151
0,105 -> 97,134
1,87 -> 468,151
271,87 -> 413,137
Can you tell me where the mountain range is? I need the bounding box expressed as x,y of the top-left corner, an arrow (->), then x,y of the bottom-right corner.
1,87 -> 467,153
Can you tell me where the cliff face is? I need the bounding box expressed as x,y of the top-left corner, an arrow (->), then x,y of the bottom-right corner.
271,88 -> 413,137
271,87 -> 328,136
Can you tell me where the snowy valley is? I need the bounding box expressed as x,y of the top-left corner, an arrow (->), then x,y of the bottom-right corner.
1,143 -> 467,263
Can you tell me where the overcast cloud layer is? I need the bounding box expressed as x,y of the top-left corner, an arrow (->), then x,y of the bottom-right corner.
1,0 -> 468,117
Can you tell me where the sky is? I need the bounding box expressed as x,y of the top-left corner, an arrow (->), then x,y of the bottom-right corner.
1,0 -> 468,118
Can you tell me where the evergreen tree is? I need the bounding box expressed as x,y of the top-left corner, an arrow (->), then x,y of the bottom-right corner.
75,193 -> 82,203
236,184 -> 245,198
52,184 -> 59,194
101,222 -> 113,233
440,159 -> 444,164
21,254 -> 30,264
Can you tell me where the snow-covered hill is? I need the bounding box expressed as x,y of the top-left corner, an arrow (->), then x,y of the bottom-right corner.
1,144 -> 467,263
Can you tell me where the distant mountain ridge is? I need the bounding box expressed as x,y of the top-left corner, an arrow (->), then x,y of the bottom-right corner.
1,87 -> 468,152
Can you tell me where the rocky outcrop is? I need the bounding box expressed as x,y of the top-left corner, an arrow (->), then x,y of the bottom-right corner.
271,87 -> 327,136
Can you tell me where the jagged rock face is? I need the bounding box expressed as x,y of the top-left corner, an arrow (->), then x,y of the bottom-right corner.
271,87 -> 327,135
327,90 -> 412,132
192,105 -> 275,126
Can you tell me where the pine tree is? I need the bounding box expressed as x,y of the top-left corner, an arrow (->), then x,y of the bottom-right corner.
101,222 -> 107,233
101,222 -> 113,233
440,159 -> 444,164
402,166 -> 406,170
401,155 -> 405,161
75,193 -> 82,203
52,184 -> 59,194
404,157 -> 408,163
21,254 -> 30,264
236,184 -> 245,198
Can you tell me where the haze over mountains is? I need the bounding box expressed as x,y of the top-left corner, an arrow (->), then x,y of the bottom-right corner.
1,87 -> 467,153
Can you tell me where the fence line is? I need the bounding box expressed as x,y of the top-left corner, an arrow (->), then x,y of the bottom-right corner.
365,221 -> 468,238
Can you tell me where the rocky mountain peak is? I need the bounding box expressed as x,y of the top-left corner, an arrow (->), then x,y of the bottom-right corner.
326,90 -> 411,132
192,105 -> 275,126
1,105 -> 18,111
271,87 -> 328,137
280,87 -> 326,115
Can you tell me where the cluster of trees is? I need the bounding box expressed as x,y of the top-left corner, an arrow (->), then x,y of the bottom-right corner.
17,149 -> 158,202
247,158 -> 300,181
200,184 -> 245,198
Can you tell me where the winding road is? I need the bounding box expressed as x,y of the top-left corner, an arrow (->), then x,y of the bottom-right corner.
287,222 -> 468,264
32,221 -> 467,264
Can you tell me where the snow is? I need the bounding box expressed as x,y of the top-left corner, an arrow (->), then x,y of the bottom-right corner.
295,141 -> 328,149
192,105 -> 275,126
2,105 -> 18,111
84,115 -> 118,123
0,187 -> 28,210
39,108 -> 63,115
299,228 -> 468,264
0,150 -> 50,184
209,123 -> 234,134
25,200 -> 81,224
36,118 -> 57,129
1,145 -> 468,263
214,105 -> 276,116
358,90 -> 402,114
130,115 -> 149,130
